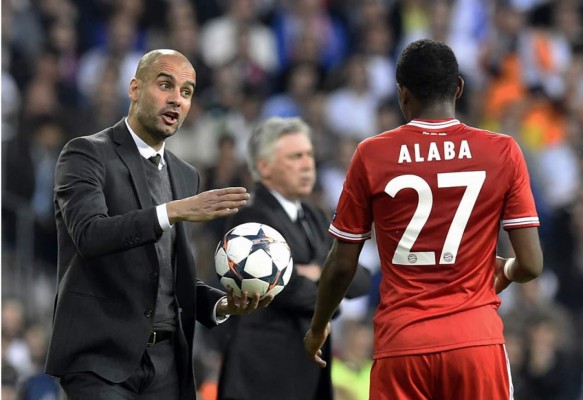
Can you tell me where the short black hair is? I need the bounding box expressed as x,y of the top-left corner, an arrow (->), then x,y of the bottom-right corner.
396,39 -> 460,103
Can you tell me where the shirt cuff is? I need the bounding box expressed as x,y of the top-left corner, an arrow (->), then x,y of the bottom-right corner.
156,204 -> 172,232
212,296 -> 230,324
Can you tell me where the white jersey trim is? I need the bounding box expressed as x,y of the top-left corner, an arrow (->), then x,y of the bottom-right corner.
329,224 -> 371,242
504,345 -> 515,400
502,217 -> 540,227
407,119 -> 461,129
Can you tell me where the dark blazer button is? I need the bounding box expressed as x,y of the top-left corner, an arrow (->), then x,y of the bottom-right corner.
144,309 -> 153,318
150,272 -> 158,280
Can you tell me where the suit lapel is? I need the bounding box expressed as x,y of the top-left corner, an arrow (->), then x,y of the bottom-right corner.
112,120 -> 152,209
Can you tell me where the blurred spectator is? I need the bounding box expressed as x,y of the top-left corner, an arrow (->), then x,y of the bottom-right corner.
262,61 -> 320,118
162,1 -> 213,94
3,117 -> 65,264
18,325 -> 60,400
164,97 -> 222,168
331,319 -> 374,400
80,57 -> 127,134
202,134 -> 252,250
376,99 -> 403,134
518,312 -> 582,400
223,84 -> 266,162
3,0 -> 45,88
318,137 -> 360,214
271,0 -> 348,71
357,21 -> 396,103
394,0 -> 431,52
303,91 -> 337,166
203,61 -> 244,115
200,0 -> 278,73
2,299 -> 33,380
1,362 -> 19,400
325,54 -> 379,139
448,0 -> 490,87
1,65 -> 21,142
519,3 -> 572,101
46,19 -> 81,101
479,1 -> 528,129
76,12 -> 142,104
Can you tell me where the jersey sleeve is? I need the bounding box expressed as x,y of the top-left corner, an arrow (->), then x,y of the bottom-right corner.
329,146 -> 373,242
502,139 -> 540,230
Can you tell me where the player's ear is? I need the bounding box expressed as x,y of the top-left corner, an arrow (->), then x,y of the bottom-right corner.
397,84 -> 409,105
455,75 -> 464,100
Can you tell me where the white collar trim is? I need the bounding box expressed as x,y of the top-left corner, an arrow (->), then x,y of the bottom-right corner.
407,119 -> 461,129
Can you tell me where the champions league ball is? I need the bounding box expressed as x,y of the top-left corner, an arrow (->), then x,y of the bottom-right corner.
215,222 -> 293,299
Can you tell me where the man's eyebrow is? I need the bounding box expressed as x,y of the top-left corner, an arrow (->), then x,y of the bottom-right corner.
156,72 -> 195,89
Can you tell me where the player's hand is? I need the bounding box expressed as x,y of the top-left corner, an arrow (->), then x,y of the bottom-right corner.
217,288 -> 274,317
494,256 -> 512,294
167,187 -> 250,224
304,323 -> 331,368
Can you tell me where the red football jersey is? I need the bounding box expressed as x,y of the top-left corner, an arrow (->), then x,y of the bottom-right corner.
330,119 -> 539,358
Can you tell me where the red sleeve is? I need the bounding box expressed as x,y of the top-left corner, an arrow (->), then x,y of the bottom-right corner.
502,139 -> 540,230
329,146 -> 373,242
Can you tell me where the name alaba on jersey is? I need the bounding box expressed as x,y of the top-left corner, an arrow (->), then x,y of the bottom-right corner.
330,119 -> 540,359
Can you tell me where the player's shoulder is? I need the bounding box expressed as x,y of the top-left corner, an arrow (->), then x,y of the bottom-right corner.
462,125 -> 520,151
459,123 -> 514,140
358,125 -> 407,148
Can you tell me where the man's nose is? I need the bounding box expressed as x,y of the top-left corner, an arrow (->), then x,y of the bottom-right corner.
167,89 -> 183,106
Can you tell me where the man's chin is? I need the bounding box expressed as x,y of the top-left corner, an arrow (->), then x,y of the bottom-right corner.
157,124 -> 179,138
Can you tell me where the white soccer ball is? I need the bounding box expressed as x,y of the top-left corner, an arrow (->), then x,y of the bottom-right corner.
215,222 -> 293,299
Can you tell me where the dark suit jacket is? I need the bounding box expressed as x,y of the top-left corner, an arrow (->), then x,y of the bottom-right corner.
217,183 -> 371,400
44,119 -> 225,400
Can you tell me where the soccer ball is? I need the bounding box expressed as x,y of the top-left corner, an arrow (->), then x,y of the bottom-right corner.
215,222 -> 293,299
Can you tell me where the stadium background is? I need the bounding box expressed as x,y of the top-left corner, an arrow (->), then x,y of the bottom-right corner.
1,0 -> 582,399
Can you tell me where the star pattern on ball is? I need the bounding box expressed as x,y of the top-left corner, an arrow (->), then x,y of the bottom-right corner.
216,222 -> 293,299
227,226 -> 281,259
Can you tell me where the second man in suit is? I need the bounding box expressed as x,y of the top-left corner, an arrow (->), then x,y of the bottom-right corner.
217,117 -> 372,400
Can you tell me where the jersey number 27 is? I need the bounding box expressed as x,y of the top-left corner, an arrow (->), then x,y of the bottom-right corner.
385,171 -> 486,266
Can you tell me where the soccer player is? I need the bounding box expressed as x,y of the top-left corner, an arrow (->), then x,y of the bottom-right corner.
304,39 -> 543,400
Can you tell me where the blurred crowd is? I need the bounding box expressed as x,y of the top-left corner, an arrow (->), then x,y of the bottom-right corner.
2,0 -> 583,399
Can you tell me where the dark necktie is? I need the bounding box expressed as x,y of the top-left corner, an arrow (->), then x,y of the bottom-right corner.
297,206 -> 316,260
149,154 -> 162,169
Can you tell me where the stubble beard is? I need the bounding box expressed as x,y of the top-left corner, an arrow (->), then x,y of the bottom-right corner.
137,108 -> 181,143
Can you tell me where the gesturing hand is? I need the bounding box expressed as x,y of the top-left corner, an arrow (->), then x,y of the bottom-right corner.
167,187 -> 250,224
216,289 -> 274,318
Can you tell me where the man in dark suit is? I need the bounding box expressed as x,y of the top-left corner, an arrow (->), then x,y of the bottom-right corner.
217,117 -> 371,400
44,49 -> 271,400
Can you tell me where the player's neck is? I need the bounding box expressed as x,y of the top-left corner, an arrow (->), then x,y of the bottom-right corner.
409,103 -> 456,121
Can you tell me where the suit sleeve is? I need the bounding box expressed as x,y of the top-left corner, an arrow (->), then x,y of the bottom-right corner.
55,137 -> 161,258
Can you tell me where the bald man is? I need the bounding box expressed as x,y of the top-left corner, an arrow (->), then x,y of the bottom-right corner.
45,49 -> 272,400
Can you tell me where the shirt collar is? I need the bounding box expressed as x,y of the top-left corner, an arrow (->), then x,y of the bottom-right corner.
125,118 -> 166,166
407,119 -> 461,129
269,189 -> 301,222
